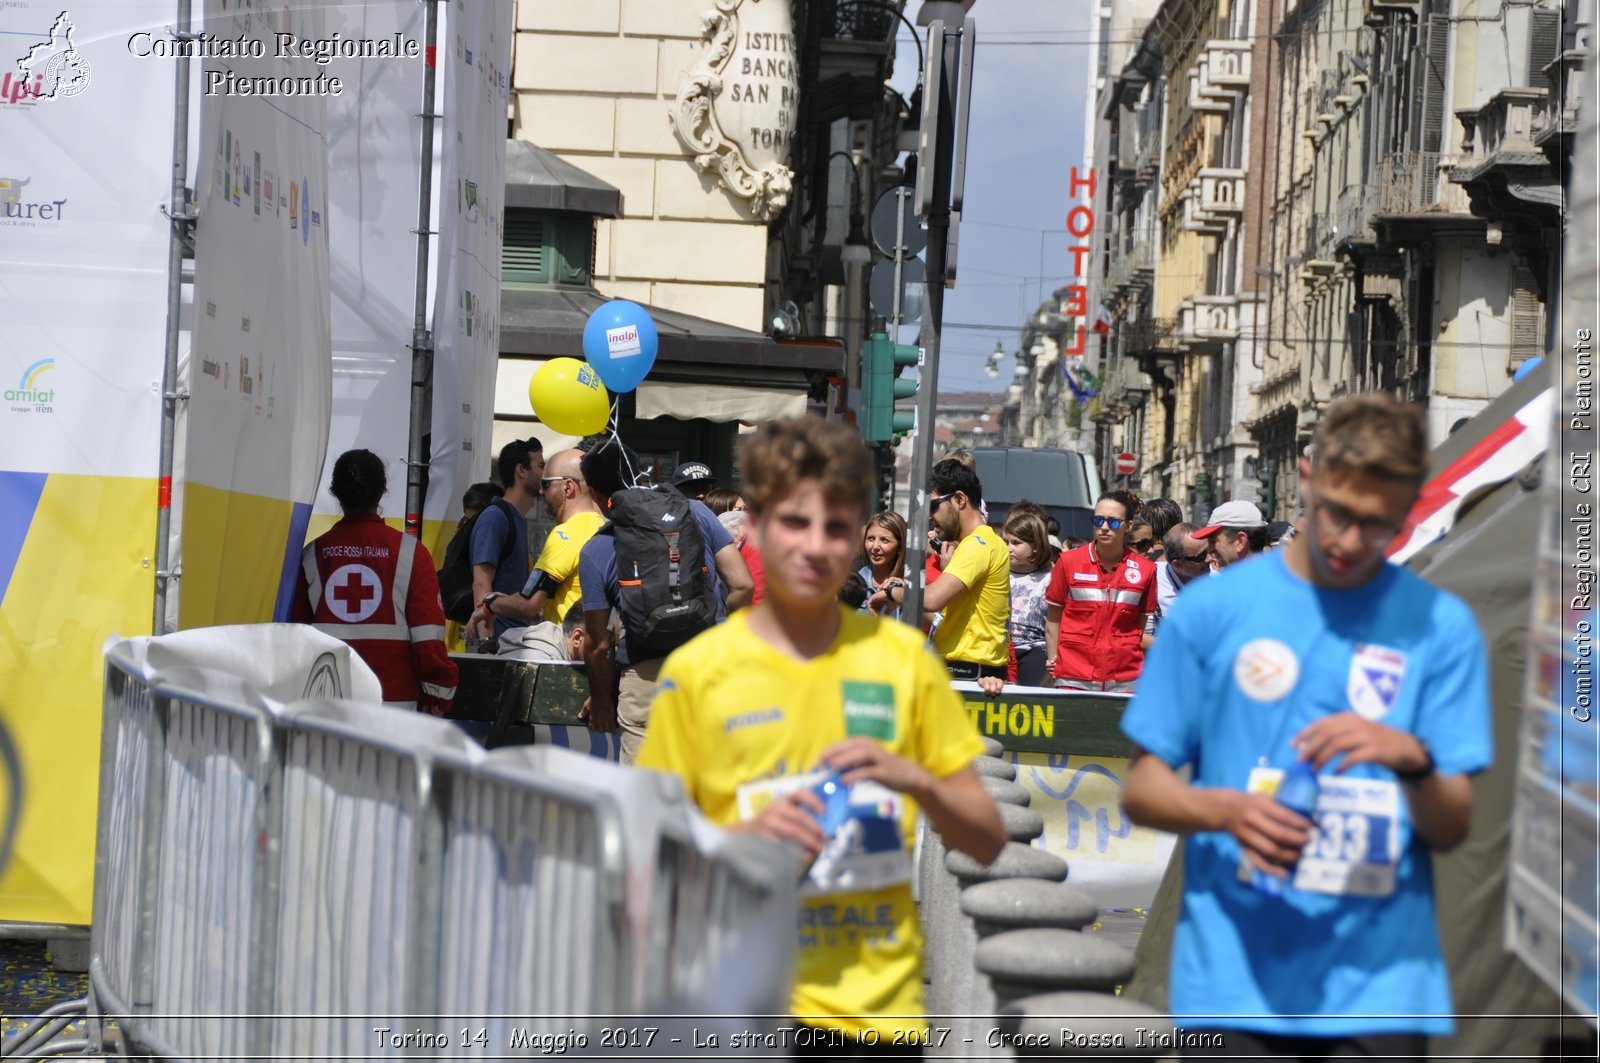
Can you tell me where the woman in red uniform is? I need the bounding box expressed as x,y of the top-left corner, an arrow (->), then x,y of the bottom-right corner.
1043,488 -> 1157,693
292,449 -> 458,714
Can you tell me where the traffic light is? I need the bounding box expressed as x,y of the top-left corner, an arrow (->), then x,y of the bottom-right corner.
873,443 -> 896,510
1257,458 -> 1277,515
861,332 -> 919,444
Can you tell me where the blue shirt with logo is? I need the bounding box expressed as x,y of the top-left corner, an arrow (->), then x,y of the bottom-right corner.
1121,550 -> 1491,1036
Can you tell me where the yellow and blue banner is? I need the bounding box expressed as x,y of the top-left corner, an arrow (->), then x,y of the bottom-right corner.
0,1 -> 177,925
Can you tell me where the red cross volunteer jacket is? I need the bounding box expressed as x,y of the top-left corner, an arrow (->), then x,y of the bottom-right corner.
290,513 -> 458,711
1044,542 -> 1157,685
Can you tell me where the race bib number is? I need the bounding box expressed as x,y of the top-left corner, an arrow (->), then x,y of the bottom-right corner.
1243,768 -> 1401,898
736,772 -> 909,896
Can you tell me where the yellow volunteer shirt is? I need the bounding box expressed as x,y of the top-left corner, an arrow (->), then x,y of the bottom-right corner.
932,528 -> 1011,667
637,607 -> 984,1039
531,510 -> 605,623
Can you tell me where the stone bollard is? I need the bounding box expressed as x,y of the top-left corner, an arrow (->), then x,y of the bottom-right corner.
980,776 -> 1031,806
975,928 -> 1137,1006
945,843 -> 1067,886
919,824 -> 956,1022
995,803 -> 1045,843
959,879 -> 1098,936
996,991 -> 1174,1057
973,756 -> 1018,782
929,846 -> 1070,1058
979,735 -> 1005,757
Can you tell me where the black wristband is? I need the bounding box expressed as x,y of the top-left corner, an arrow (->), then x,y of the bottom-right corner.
1396,739 -> 1436,783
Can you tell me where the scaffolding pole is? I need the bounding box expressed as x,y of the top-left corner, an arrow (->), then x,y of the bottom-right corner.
404,0 -> 442,538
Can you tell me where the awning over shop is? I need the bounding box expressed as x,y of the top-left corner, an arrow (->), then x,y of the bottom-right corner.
499,287 -> 842,377
504,140 -> 622,216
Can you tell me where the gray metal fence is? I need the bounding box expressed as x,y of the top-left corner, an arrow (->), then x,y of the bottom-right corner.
69,628 -> 795,1061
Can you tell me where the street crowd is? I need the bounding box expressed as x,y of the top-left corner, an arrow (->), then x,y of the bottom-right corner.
290,393 -> 1490,1060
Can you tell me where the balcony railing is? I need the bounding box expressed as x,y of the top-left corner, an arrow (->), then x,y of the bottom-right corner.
1370,151 -> 1467,215
1187,67 -> 1230,114
1177,296 -> 1239,349
1456,87 -> 1547,177
824,0 -> 898,42
1124,317 -> 1179,356
1535,50 -> 1587,149
1181,182 -> 1228,235
1336,183 -> 1377,242
1197,40 -> 1251,101
1198,167 -> 1245,215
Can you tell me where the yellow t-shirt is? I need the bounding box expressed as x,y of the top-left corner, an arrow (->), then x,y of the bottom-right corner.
932,528 -> 1011,667
530,510 -> 605,623
636,607 -> 984,1039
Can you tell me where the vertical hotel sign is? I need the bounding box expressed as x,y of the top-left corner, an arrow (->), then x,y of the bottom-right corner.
0,1 -> 175,925
1060,167 -> 1099,376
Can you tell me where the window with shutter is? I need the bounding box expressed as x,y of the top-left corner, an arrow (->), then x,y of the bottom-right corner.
1528,8 -> 1562,95
1510,264 -> 1545,366
502,210 -> 545,286
1419,14 -> 1448,153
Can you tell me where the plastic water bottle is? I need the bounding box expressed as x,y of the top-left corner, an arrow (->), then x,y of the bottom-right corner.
1251,761 -> 1319,897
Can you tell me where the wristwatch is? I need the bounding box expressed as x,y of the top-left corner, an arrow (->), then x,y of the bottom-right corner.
480,592 -> 503,615
1396,739 -> 1436,784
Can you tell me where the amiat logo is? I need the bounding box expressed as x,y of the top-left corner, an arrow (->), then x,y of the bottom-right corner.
7,358 -> 57,411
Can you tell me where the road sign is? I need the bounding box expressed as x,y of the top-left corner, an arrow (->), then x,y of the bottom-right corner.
870,258 -> 925,322
1115,452 -> 1138,476
871,186 -> 927,259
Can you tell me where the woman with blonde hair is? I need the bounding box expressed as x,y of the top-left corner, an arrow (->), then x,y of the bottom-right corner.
859,510 -> 908,619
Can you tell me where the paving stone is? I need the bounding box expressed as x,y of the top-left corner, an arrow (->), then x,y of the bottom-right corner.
973,756 -> 1017,781
996,991 -> 1173,1056
946,841 -> 1067,884
959,879 -> 1098,933
980,777 -> 1030,806
976,928 -> 1135,994
997,802 -> 1045,842
979,735 -> 1005,757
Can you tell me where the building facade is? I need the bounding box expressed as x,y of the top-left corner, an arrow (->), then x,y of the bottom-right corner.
1088,0 -> 1585,520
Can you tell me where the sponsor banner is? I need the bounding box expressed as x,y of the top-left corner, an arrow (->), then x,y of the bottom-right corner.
0,1 -> 176,924
427,1 -> 510,547
317,0 -> 426,523
181,0 -> 335,626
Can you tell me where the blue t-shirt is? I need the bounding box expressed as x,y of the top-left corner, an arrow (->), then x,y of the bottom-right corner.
469,500 -> 530,636
1121,550 -> 1491,1037
578,498 -> 733,666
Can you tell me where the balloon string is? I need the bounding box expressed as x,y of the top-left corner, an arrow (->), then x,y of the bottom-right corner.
610,395 -> 643,488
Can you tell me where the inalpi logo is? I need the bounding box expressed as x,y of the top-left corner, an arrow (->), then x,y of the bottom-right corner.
6,358 -> 57,413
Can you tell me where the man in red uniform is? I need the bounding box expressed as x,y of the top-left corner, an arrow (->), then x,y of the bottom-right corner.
292,449 -> 458,714
1044,488 -> 1157,693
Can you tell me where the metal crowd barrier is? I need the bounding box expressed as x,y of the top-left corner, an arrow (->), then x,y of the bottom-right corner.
67,628 -> 796,1061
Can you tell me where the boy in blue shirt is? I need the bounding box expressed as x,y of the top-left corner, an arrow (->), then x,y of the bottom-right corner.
1121,393 -> 1491,1058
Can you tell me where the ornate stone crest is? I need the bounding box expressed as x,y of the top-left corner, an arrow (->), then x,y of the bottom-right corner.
671,0 -> 797,221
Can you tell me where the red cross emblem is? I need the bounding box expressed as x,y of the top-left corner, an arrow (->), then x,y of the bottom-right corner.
326,563 -> 382,622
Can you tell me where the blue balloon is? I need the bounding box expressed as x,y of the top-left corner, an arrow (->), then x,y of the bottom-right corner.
1512,355 -> 1544,384
582,300 -> 659,393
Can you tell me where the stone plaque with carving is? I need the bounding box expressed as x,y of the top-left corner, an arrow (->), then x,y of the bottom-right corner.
671,0 -> 798,221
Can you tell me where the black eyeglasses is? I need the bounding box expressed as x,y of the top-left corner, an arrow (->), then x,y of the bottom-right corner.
1312,498 -> 1402,546
1091,515 -> 1124,530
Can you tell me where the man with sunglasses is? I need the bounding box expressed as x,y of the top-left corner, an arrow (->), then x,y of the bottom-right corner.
875,459 -> 1010,681
1155,521 -> 1209,621
1044,488 -> 1156,692
472,448 -> 605,638
1120,394 -> 1489,1056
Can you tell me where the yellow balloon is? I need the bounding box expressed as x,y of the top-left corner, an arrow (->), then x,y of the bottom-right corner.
529,357 -> 611,435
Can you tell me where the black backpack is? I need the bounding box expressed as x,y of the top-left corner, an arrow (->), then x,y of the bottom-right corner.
438,497 -> 519,623
605,486 -> 717,660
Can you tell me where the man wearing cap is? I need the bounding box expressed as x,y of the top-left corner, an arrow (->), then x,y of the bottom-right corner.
1194,499 -> 1270,569
670,461 -> 716,501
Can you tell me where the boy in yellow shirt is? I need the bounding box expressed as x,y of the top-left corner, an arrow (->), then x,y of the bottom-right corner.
637,417 -> 1005,1049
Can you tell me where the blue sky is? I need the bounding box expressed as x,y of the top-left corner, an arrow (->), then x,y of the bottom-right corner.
888,1 -> 1094,394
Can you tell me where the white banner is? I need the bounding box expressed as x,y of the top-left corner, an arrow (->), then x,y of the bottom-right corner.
0,0 -> 176,927
0,1 -> 173,477
428,0 -> 510,527
317,0 -> 427,523
180,0 -> 336,624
